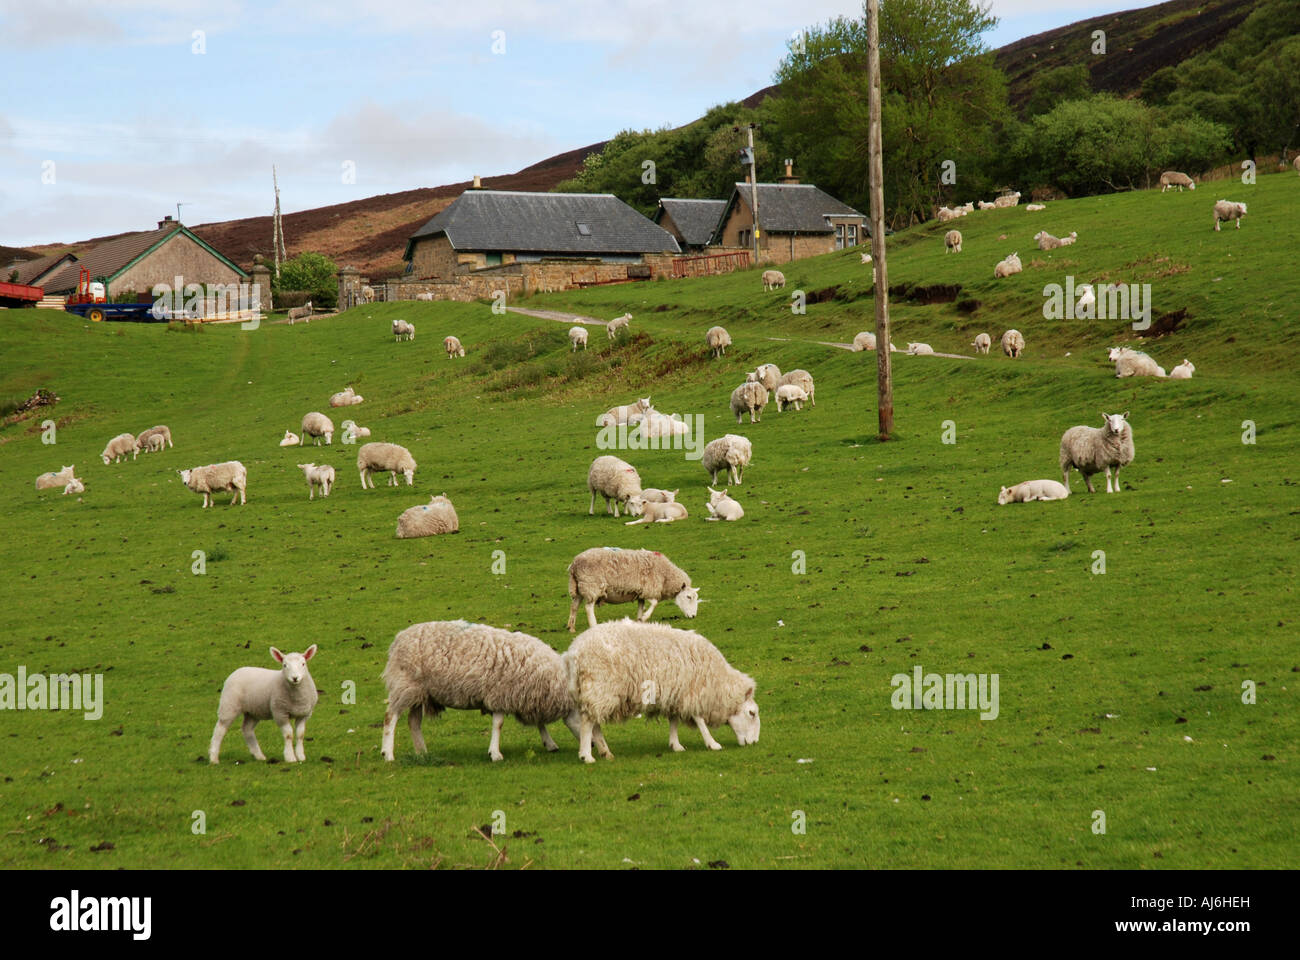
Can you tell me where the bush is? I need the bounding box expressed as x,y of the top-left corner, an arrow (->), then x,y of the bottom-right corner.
273,253 -> 338,309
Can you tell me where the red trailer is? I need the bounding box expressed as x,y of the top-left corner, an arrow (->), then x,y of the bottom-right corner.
0,280 -> 44,307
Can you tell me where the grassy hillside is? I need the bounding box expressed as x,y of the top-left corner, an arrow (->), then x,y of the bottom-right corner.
0,174 -> 1296,869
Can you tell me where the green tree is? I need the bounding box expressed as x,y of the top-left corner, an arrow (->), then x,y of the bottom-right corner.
1023,65 -> 1091,118
275,252 -> 337,309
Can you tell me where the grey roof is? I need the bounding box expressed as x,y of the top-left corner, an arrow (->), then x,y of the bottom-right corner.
655,198 -> 728,247
405,190 -> 681,257
721,183 -> 865,238
4,252 -> 78,286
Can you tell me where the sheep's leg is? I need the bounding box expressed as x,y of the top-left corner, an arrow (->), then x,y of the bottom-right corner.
624,516 -> 646,525
585,602 -> 599,630
381,709 -> 399,761
208,719 -> 231,764
1112,466 -> 1122,493
359,469 -> 367,488
640,598 -> 659,621
694,717 -> 723,751
1083,472 -> 1096,494
567,596 -> 581,632
294,717 -> 307,762
538,724 -> 559,752
489,712 -> 505,762
669,718 -> 686,752
636,600 -> 645,619
408,706 -> 427,754
579,718 -> 596,764
589,490 -> 596,515
241,715 -> 267,761
276,717 -> 297,763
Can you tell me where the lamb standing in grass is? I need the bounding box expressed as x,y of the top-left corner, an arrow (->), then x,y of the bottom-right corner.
1213,200 -> 1247,231
101,433 -> 137,464
358,442 -> 416,488
286,302 -> 313,324
381,620 -> 603,762
945,229 -> 962,253
587,455 -> 642,517
971,333 -> 991,354
1169,359 -> 1195,380
998,479 -> 1070,504
35,465 -> 74,491
606,313 -> 632,340
564,619 -> 759,762
395,494 -> 459,538
704,487 -> 744,521
730,381 -> 769,424
761,270 -> 785,291
569,326 -> 588,351
392,319 -> 415,342
301,411 -> 334,446
994,252 -> 1022,278
179,461 -> 247,507
566,547 -> 698,632
1060,412 -> 1134,494
1001,329 -> 1025,359
444,335 -> 465,358
775,383 -> 808,411
702,434 -> 752,486
209,645 -> 318,764
624,498 -> 689,525
297,463 -> 335,500
706,325 -> 732,358
1160,171 -> 1196,193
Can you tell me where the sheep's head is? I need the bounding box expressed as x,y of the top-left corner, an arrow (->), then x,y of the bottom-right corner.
1100,411 -> 1130,436
636,397 -> 651,412
674,586 -> 700,618
403,463 -> 416,485
625,496 -> 646,517
708,487 -> 727,505
271,645 -> 317,685
727,688 -> 760,746
997,486 -> 1012,505
178,469 -> 192,484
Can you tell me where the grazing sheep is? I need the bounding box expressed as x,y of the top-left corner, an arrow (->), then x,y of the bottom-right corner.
624,498 -> 689,525
906,342 -> 934,356
444,335 -> 465,358
392,319 -> 415,342
280,430 -> 300,447
587,455 -> 642,517
286,301 -> 313,324
701,434 -> 752,486
35,465 -> 75,491
329,386 -> 364,407
595,397 -> 651,428
852,331 -> 876,351
606,313 -> 632,340
208,645 -> 318,764
564,620 -> 759,762
297,463 -> 335,500
101,433 -> 137,464
300,411 -> 334,446
1169,359 -> 1195,380
1001,329 -> 1025,359
994,191 -> 1021,208
761,269 -> 785,291
977,200 -> 996,210
565,547 -> 698,632
1060,412 -> 1134,494
415,291 -> 435,301
998,479 -> 1070,504
971,333 -> 991,354
381,620 -> 599,762
569,326 -> 588,351
729,381 -> 769,424
775,383 -> 808,411
704,487 -> 744,521
1159,171 -> 1196,193
746,363 -> 779,390
860,252 -> 873,264
341,419 -> 371,441
63,477 -> 84,496
135,425 -> 173,453
1213,200 -> 1247,231
638,487 -> 678,503
357,442 -> 416,488
179,461 -> 247,507
140,434 -> 165,453
994,252 -> 1022,278
706,325 -> 732,358
1035,230 -> 1077,250
1113,348 -> 1165,378
775,368 -> 815,406
1025,203 -> 1047,212
944,229 -> 962,253
395,494 -> 459,538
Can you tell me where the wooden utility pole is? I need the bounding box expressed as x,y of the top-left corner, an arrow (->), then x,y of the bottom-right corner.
272,165 -> 286,280
867,0 -> 893,440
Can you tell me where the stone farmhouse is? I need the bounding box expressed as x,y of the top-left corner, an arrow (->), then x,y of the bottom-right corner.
653,198 -> 728,253
711,179 -> 867,264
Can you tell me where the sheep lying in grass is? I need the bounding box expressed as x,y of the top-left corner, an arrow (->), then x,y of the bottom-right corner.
135,425 -> 173,453
944,229 -> 962,253
624,498 -> 689,525
341,419 -> 370,442
606,313 -> 632,339
761,270 -> 785,291
286,301 -> 313,324
587,455 -> 642,517
730,381 -> 769,424
301,411 -> 334,446
36,465 -> 74,491
702,434 -> 752,486
704,487 -> 744,521
209,645 -> 318,764
638,487 -> 678,503
569,326 -> 588,351
297,463 -> 335,500
994,252 -> 1022,278
1160,171 -> 1196,192
1025,203 -> 1046,212
977,200 -> 996,210
994,191 -> 1021,208
595,396 -> 651,428
852,331 -> 876,351
1001,329 -> 1025,359
998,479 -> 1070,504
564,620 -> 759,762
415,291 -> 435,301
775,383 -> 808,411
101,433 -> 137,464
280,430 -> 300,447
906,342 -> 934,356
329,386 -> 364,407
179,461 -> 247,507
1111,347 -> 1164,378
1060,412 -> 1134,494
1035,230 -> 1077,250
392,319 -> 415,342
971,333 -> 991,354
860,252 -> 873,264
637,410 -> 691,441
1213,200 -> 1247,231
566,547 -> 698,632
1169,359 -> 1195,379
381,620 -> 601,762
358,442 -> 416,488
706,325 -> 732,358
63,477 -> 84,496
395,494 -> 459,538
444,335 -> 465,358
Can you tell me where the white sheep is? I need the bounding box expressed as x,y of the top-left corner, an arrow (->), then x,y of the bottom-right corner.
286,301 -> 313,324
1035,230 -> 1077,250
329,386 -> 364,407
994,191 -> 1021,208
381,620 -> 600,762
566,547 -> 698,632
730,381 -> 769,424
860,252 -> 873,264
564,619 -> 759,762
1025,203 -> 1047,212
297,463 -> 335,500
606,313 -> 632,340
135,424 -> 173,453
998,479 -> 1070,504
340,419 -> 371,442
139,434 -> 165,454
415,291 -> 435,301
208,645 -> 318,764
595,396 -> 651,428
944,229 -> 962,253
775,383 -> 808,411
994,252 -> 1022,278
300,411 -> 334,446
63,477 -> 85,496
1001,329 -> 1025,358
101,433 -> 137,464
977,200 -> 996,210
358,442 -> 416,488
360,285 -> 375,303
960,202 -> 974,214
392,319 -> 415,342
1060,412 -> 1134,494
1077,284 -> 1096,313
444,335 -> 465,358
706,325 -> 732,358
35,465 -> 75,491
1213,200 -> 1247,231
761,269 -> 785,291
1112,348 -> 1164,378
624,498 -> 689,525
395,494 -> 459,538
852,331 -> 876,351
569,326 -> 588,351
906,342 -> 934,356
936,206 -> 965,222
701,434 -> 752,486
279,430 -> 300,447
179,461 -> 247,507
638,487 -> 678,503
704,487 -> 744,521
1169,358 -> 1195,380
587,455 -> 642,517
637,411 -> 691,440
971,333 -> 991,354
1159,171 -> 1196,193
775,368 -> 815,405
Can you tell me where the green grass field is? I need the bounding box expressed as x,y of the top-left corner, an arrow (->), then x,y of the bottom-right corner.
1,173 -> 1296,869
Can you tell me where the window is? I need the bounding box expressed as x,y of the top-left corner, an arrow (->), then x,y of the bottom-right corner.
739,228 -> 751,247
576,222 -> 592,236
835,223 -> 858,249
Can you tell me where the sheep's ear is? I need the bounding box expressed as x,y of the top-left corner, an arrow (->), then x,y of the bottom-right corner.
303,644 -> 317,661
270,647 -> 284,663
1100,411 -> 1109,421
1122,410 -> 1130,420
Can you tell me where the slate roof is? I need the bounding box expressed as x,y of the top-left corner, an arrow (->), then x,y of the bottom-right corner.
404,190 -> 681,259
4,252 -> 78,287
655,198 -> 728,247
38,224 -> 247,294
717,183 -> 866,240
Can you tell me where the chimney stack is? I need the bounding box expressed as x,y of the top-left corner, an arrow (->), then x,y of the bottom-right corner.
472,174 -> 482,189
158,214 -> 175,229
779,159 -> 799,185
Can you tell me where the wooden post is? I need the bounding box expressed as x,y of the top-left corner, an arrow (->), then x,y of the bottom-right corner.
867,0 -> 893,440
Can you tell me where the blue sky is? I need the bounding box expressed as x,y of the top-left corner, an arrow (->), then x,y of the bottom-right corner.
0,0 -> 1168,247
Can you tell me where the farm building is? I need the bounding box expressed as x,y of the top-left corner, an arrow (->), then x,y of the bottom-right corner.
711,169 -> 867,264
654,198 -> 728,252
3,251 -> 79,288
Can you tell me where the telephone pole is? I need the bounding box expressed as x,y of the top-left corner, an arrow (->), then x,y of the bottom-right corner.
272,165 -> 286,280
867,0 -> 893,440
735,123 -> 762,262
